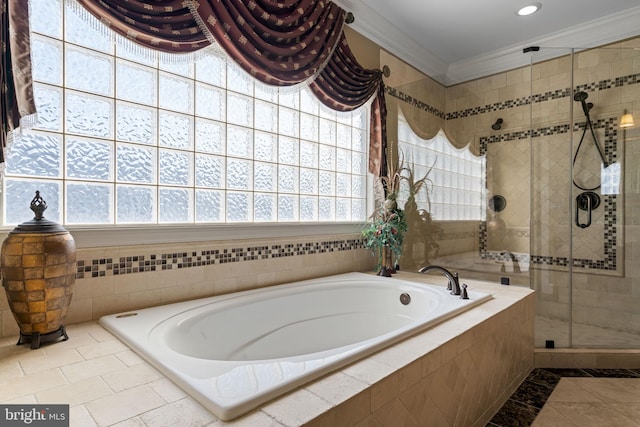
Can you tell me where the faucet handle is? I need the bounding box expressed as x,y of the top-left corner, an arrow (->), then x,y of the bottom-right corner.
460,283 -> 469,300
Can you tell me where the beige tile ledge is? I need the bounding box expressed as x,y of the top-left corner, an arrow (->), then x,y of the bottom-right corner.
535,348 -> 640,369
0,272 -> 534,427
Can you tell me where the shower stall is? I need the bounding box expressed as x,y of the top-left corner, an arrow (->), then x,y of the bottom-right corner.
383,40 -> 639,350
527,45 -> 639,348
478,44 -> 639,349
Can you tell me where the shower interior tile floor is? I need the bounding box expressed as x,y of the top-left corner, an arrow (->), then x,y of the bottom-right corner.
488,368 -> 640,427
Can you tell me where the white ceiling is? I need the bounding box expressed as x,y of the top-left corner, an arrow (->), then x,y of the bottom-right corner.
335,0 -> 640,86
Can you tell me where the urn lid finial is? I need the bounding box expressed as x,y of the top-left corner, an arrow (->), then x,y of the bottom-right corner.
10,191 -> 67,234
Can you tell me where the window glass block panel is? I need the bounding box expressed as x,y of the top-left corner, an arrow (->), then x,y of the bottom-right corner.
65,92 -> 113,138
300,141 -> 318,168
352,110 -> 367,129
336,123 -> 351,148
227,64 -> 253,96
227,158 -> 252,190
196,83 -> 225,121
319,105 -> 336,120
159,72 -> 194,114
115,103 -> 155,145
254,132 -> 277,162
117,144 -> 156,184
336,148 -> 351,172
336,198 -> 350,220
300,196 -> 318,221
159,187 -> 193,223
319,145 -> 335,170
227,191 -> 252,222
33,84 -> 62,131
254,82 -> 277,102
227,126 -> 253,158
319,171 -> 335,195
300,113 -> 318,142
351,198 -> 365,221
31,35 -> 62,85
352,175 -> 366,198
195,119 -> 225,154
65,2 -> 113,53
196,189 -> 224,222
116,60 -> 157,105
300,89 -> 318,114
30,0 -> 62,38
116,185 -> 155,223
278,195 -> 298,221
159,111 -> 193,149
195,53 -> 226,87
255,100 -> 278,132
278,165 -> 298,193
352,128 -> 366,152
159,58 -> 194,78
319,197 -> 335,221
66,137 -> 112,180
65,46 -> 113,96
66,182 -> 113,224
254,193 -> 276,222
5,131 -> 61,177
160,150 -> 193,186
195,154 -> 224,188
278,92 -> 298,109
227,93 -> 253,127
254,162 -> 277,192
319,118 -> 336,145
278,136 -> 299,165
336,173 -> 351,197
299,168 -> 317,194
115,44 -> 157,67
4,179 -> 61,225
279,107 -> 299,137
352,151 -> 365,175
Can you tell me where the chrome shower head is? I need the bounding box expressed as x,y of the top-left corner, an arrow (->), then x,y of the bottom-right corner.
491,118 -> 503,130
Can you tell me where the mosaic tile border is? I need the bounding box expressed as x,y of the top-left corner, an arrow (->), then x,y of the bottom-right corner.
384,86 -> 446,119
478,117 -> 619,271
387,72 -> 640,123
76,238 -> 364,279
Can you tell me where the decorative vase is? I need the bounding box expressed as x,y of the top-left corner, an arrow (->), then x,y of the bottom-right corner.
1,191 -> 76,349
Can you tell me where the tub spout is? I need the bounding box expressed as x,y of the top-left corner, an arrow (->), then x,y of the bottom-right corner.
418,265 -> 461,296
500,251 -> 521,273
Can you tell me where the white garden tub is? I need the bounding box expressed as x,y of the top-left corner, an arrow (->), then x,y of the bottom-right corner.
99,272 -> 492,421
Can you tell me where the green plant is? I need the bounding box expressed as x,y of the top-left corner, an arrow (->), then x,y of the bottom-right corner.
361,203 -> 408,271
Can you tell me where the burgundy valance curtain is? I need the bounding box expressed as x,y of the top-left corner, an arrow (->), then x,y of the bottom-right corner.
1,0 -> 37,165
2,0 -> 386,175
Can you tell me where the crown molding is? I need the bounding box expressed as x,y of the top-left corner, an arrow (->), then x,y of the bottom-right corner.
336,1 -> 640,87
334,0 -> 449,83
445,5 -> 640,85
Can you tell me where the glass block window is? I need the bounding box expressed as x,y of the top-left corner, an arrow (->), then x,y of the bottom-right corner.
3,0 -> 369,226
397,112 -> 484,220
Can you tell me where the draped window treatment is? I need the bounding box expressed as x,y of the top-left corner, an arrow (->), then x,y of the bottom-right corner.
3,0 -> 386,176
1,0 -> 37,165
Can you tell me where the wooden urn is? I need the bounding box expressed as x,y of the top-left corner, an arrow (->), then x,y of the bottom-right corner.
1,191 -> 76,349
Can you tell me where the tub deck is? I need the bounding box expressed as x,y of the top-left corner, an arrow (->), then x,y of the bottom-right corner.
0,271 -> 535,426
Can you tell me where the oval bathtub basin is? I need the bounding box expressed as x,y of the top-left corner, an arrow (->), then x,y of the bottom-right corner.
99,272 -> 492,421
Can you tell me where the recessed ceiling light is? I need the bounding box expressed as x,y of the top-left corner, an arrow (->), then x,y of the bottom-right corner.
517,3 -> 542,16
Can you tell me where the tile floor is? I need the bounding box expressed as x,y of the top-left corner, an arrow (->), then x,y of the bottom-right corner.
488,368 -> 640,427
